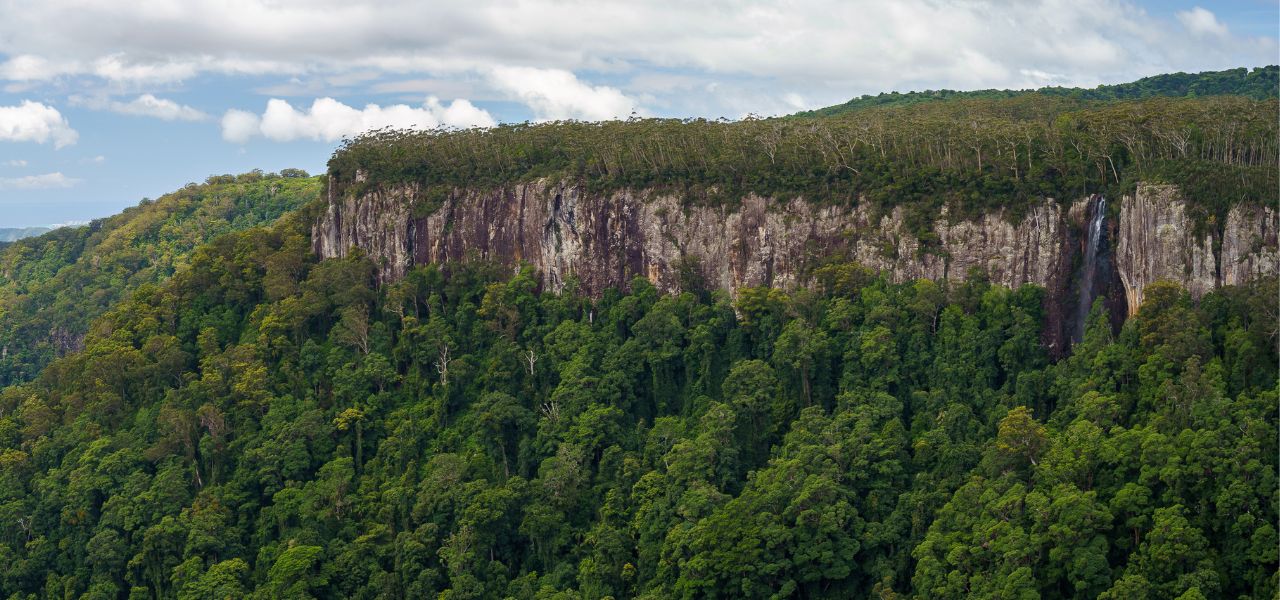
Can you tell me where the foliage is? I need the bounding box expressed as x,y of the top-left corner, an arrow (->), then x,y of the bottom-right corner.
798,65 -> 1279,116
0,173 -> 322,385
0,202 -> 1272,598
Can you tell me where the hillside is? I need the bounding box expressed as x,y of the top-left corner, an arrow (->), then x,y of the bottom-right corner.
0,200 -> 1274,598
796,65 -> 1279,117
0,171 -> 322,385
0,73 -> 1273,599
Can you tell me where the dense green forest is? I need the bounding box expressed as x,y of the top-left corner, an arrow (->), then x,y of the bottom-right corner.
0,198 -> 1272,598
331,94 -> 1275,236
796,65 -> 1279,117
0,171 -> 320,385
0,68 -> 1273,599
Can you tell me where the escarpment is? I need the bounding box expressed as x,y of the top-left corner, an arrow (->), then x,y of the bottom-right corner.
315,176 -> 1078,293
314,176 -> 1278,346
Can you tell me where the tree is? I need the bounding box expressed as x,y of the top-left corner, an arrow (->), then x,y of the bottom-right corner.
265,545 -> 328,600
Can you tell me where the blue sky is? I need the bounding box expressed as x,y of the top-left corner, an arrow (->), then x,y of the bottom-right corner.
0,0 -> 1275,227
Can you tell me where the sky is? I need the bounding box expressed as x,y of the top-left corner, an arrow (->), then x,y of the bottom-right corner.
0,0 -> 1275,227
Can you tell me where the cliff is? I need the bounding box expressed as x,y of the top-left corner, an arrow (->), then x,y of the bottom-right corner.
1116,184 -> 1278,315
314,176 -> 1277,347
315,176 -> 1074,294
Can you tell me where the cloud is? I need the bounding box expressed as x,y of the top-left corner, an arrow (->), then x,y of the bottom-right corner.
1176,7 -> 1228,38
489,67 -> 637,121
0,1 -> 1275,117
0,52 -> 292,84
221,96 -> 495,143
0,171 -> 79,189
0,55 -> 67,81
109,94 -> 208,121
0,1 -> 1269,92
0,101 -> 77,148
221,110 -> 262,144
3,159 -> 27,167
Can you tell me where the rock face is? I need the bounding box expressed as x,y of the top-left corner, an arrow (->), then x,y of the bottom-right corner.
314,177 -> 1277,332
1115,184 -> 1279,316
315,178 -> 1072,294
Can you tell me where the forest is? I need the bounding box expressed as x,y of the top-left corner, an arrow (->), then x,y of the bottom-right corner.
0,201 -> 1272,598
0,68 -> 1272,599
0,171 -> 319,386
797,65 -> 1279,116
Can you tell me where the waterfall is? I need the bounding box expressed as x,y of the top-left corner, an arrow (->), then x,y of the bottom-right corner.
1074,195 -> 1105,342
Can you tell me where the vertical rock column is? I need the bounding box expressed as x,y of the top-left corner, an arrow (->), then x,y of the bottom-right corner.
1114,185 -> 1217,315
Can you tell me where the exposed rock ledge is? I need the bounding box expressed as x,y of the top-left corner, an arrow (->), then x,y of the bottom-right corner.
314,178 -> 1277,322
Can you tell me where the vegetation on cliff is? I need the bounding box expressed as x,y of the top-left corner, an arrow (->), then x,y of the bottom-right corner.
0,171 -> 320,385
329,94 -> 1276,235
0,199 -> 1273,597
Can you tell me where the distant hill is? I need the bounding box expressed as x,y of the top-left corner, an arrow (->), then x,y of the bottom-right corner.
0,171 -> 322,385
797,65 -> 1278,117
0,226 -> 51,242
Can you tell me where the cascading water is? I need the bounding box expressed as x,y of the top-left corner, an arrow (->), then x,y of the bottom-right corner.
1073,195 -> 1106,342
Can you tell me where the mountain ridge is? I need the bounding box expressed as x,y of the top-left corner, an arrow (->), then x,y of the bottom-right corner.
795,65 -> 1279,117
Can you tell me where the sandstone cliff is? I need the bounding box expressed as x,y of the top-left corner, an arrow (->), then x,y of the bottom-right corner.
1115,184 -> 1278,316
314,176 -> 1277,341
315,177 -> 1074,294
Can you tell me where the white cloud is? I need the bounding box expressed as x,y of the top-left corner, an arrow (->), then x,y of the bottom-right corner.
489,67 -> 637,121
0,171 -> 79,189
3,159 -> 27,167
0,55 -> 69,81
221,109 -> 262,144
82,155 -> 105,164
222,96 -> 495,143
0,52 -> 294,84
1176,7 -> 1229,38
782,93 -> 808,111
109,94 -> 208,121
91,55 -> 199,84
0,101 -> 77,148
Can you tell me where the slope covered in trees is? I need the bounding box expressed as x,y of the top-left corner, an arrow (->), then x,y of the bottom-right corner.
0,171 -> 320,385
797,65 -> 1279,117
0,199 -> 1273,597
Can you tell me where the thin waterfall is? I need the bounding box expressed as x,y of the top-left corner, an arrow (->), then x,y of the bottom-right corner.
1074,195 -> 1105,342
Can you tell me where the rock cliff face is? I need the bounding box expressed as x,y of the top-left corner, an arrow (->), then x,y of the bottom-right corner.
315,177 -> 1075,294
1115,184 -> 1279,316
314,176 -> 1277,343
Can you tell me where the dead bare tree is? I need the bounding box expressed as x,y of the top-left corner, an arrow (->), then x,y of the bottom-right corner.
524,348 -> 538,376
435,344 -> 451,385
